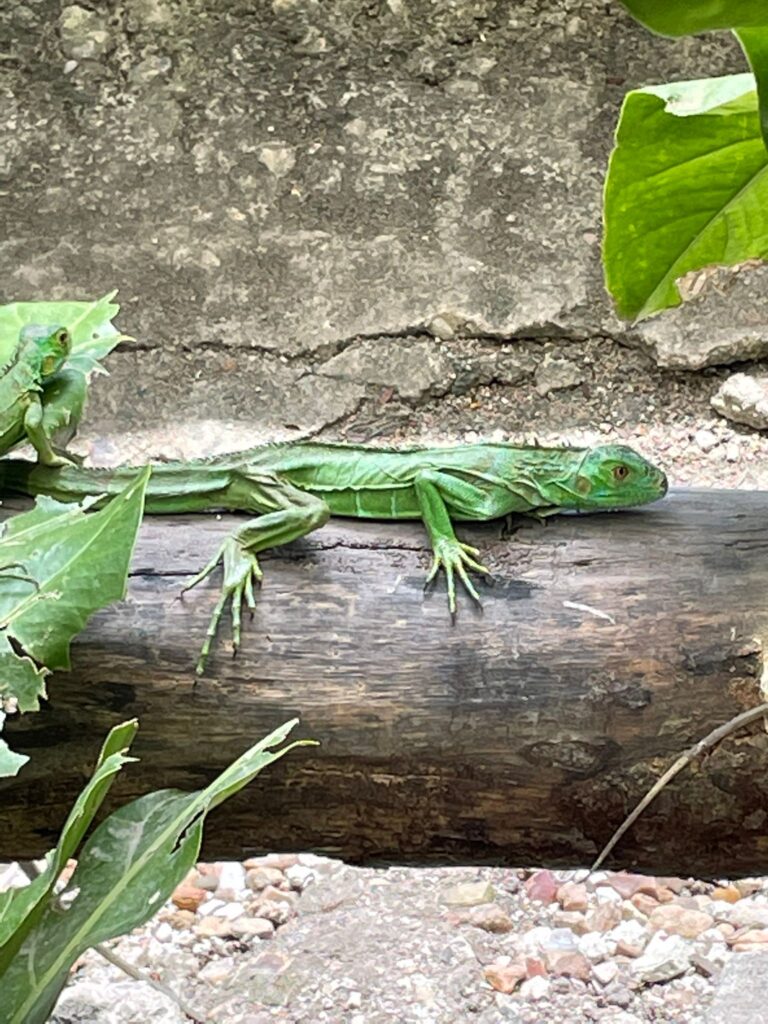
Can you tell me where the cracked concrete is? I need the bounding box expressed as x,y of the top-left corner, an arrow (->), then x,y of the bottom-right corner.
1,0 -> 767,482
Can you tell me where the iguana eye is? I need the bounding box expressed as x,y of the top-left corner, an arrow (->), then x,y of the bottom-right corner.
613,464 -> 629,481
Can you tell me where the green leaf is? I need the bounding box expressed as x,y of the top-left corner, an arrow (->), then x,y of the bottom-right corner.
619,6 -> 768,149
620,1 -> 768,35
0,720 -> 314,1024
603,74 -> 768,320
0,720 -> 138,972
738,29 -> 768,149
0,468 -> 149,707
0,292 -> 129,375
0,712 -> 28,778
0,635 -> 48,714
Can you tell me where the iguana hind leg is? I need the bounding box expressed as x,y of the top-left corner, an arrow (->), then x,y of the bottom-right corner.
182,469 -> 329,674
413,469 -> 493,616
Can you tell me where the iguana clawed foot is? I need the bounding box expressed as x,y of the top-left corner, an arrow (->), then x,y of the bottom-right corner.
424,538 -> 492,615
181,537 -> 263,675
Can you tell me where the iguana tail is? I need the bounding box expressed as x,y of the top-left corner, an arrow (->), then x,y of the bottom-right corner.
0,458 -> 131,506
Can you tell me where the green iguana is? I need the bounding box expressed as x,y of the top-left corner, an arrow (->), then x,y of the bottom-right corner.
0,440 -> 668,674
0,325 -> 85,466
0,293 -> 130,466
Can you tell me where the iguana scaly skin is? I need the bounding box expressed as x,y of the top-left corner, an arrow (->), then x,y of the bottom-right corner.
0,325 -> 85,465
0,441 -> 668,673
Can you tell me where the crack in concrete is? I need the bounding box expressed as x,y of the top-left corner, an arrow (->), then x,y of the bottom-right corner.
119,322 -> 622,366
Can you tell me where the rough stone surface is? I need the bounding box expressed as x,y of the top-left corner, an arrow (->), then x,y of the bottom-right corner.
3,0 -> 764,493
58,5 -> 113,61
319,337 -> 455,401
535,354 -> 585,395
712,373 -> 768,430
706,953 -> 768,1024
53,978 -> 186,1023
635,263 -> 768,370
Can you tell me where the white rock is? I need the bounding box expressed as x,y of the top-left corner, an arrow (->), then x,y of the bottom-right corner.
59,5 -> 113,60
540,927 -> 579,951
578,931 -> 615,961
712,373 -> 768,429
54,978 -> 186,1023
630,932 -> 693,983
229,916 -> 275,940
153,922 -> 173,943
608,918 -> 648,951
723,901 -> 768,929
258,143 -> 296,177
211,901 -> 246,920
255,899 -> 293,924
592,960 -> 619,986
596,886 -> 623,904
0,862 -> 32,891
697,940 -> 729,967
694,427 -> 720,452
285,864 -> 316,889
198,956 -> 236,985
216,862 -> 246,893
522,926 -> 556,953
520,975 -> 550,1000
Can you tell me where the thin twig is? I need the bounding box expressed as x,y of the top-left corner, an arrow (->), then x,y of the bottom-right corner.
93,942 -> 207,1024
591,702 -> 768,871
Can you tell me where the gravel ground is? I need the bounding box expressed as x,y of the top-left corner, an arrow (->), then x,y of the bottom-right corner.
8,853 -> 762,1024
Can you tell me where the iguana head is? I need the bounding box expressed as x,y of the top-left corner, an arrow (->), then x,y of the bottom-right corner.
19,325 -> 72,379
562,444 -> 667,510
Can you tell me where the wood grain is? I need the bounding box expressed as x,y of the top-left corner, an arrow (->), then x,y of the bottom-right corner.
2,490 -> 767,874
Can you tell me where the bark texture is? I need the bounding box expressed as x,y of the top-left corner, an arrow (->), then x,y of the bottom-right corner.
2,490 -> 767,874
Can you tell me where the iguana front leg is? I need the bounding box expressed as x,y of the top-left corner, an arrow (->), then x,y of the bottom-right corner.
413,470 -> 493,615
23,370 -> 87,467
182,469 -> 330,674
40,369 -> 87,463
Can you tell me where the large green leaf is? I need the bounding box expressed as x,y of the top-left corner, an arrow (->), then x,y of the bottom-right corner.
0,721 -> 138,971
619,5 -> 768,149
0,719 -> 313,1024
738,29 -> 768,150
0,291 -> 129,374
619,2 -> 768,36
0,469 -> 150,711
603,74 -> 768,320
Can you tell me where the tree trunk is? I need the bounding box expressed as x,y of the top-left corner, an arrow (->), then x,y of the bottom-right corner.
2,490 -> 767,875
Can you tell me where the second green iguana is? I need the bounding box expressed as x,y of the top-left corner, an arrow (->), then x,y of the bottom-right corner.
0,325 -> 85,466
0,440 -> 668,673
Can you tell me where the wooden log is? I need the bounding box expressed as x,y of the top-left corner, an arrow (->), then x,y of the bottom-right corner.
1,490 -> 767,875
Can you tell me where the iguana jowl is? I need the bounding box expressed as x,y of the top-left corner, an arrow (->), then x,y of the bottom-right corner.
0,441 -> 668,673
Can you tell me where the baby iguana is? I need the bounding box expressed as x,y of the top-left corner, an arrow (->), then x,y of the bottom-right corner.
0,325 -> 85,465
0,440 -> 668,673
